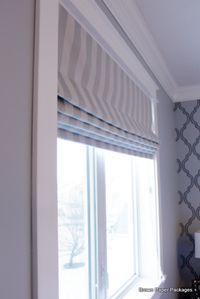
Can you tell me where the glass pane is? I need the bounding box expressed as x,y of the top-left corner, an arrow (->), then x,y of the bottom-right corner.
57,139 -> 89,299
104,150 -> 135,297
135,156 -> 160,280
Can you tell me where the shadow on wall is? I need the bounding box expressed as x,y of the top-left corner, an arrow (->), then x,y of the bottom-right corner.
175,100 -> 200,285
178,236 -> 200,284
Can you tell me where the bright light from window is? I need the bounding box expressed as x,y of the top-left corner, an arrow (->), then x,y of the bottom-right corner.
57,139 -> 162,299
104,150 -> 136,297
135,156 -> 160,281
57,139 -> 89,299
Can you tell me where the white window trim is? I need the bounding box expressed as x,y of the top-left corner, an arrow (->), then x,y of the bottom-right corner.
32,1 -> 59,299
95,149 -> 108,299
94,149 -> 139,299
32,1 -> 163,299
154,152 -> 165,281
87,147 -> 99,299
57,143 -> 164,299
122,153 -> 166,299
94,148 -> 164,299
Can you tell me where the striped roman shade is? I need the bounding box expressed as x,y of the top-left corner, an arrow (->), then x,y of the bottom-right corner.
58,7 -> 159,157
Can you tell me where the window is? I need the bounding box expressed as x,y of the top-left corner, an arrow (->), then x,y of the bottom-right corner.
57,139 -> 162,299
104,150 -> 136,297
57,140 -> 89,299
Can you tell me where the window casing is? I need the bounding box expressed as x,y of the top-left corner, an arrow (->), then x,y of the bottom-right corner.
57,139 -> 163,299
57,7 -> 161,298
32,3 -> 161,299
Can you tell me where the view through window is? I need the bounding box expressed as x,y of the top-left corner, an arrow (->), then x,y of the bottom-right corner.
57,139 -> 89,299
57,139 -> 161,299
104,150 -> 136,297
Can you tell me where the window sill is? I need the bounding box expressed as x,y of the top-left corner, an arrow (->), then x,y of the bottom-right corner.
124,275 -> 167,299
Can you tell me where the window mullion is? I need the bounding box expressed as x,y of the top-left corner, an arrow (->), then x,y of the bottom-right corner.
87,146 -> 98,299
94,149 -> 107,299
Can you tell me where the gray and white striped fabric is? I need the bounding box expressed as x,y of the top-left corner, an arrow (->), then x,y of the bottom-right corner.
58,7 -> 159,157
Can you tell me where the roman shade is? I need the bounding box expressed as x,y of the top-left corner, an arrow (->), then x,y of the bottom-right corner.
58,7 -> 159,157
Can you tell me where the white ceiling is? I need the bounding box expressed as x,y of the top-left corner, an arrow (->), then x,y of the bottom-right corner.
135,0 -> 200,87
103,0 -> 200,102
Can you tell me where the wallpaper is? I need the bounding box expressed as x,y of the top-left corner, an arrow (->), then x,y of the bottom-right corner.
174,100 -> 200,284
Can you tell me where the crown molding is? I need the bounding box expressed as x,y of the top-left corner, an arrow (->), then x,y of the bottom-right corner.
102,0 -> 177,101
60,0 -> 158,101
102,0 -> 200,103
173,85 -> 200,102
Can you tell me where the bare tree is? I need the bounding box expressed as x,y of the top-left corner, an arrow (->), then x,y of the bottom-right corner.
59,185 -> 85,267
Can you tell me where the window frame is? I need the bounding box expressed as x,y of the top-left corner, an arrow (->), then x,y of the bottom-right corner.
32,1 -> 58,299
57,141 -> 163,299
100,148 -> 139,299
32,1 -> 162,299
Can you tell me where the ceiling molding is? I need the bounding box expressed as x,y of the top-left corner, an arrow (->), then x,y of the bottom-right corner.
102,0 -> 200,103
60,0 -> 158,101
102,0 -> 177,101
174,85 -> 200,102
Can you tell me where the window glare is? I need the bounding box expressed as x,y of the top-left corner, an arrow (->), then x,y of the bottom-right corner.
57,139 -> 89,299
57,140 -> 161,299
103,150 -> 135,297
135,156 -> 160,280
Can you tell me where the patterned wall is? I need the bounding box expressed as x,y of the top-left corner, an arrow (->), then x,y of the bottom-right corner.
174,100 -> 200,284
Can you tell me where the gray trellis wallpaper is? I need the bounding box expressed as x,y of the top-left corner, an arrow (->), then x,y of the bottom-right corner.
174,100 -> 200,284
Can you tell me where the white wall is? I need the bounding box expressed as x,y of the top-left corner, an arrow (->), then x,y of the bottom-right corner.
157,89 -> 179,298
0,1 -> 34,298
